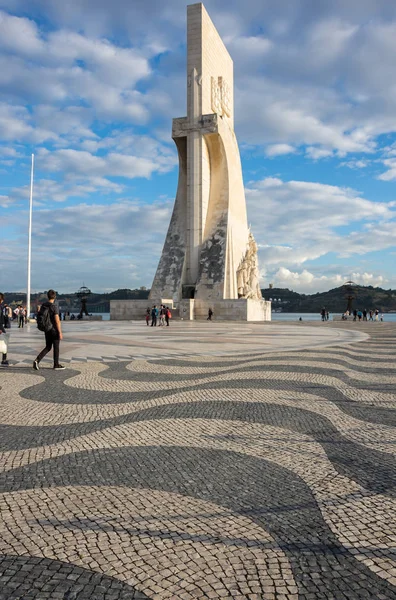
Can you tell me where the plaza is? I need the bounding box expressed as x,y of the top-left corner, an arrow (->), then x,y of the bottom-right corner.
1,320 -> 396,599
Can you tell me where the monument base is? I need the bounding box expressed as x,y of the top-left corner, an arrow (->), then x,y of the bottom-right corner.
192,299 -> 271,321
111,298 -> 271,322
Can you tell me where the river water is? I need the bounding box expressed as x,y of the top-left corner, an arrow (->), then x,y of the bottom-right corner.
271,312 -> 396,322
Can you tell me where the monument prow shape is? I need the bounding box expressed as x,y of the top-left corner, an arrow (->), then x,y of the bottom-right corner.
149,3 -> 270,320
111,3 -> 271,321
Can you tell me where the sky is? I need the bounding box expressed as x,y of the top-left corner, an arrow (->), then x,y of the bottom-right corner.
1,0 -> 396,294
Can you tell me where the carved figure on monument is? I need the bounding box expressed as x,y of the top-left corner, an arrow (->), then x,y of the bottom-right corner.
148,3 -> 270,321
211,76 -> 222,114
236,232 -> 262,300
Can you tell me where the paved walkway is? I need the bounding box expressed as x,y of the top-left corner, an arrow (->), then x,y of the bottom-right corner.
4,320 -> 367,365
1,321 -> 396,599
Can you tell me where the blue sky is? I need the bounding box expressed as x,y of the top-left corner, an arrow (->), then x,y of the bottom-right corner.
1,0 -> 396,294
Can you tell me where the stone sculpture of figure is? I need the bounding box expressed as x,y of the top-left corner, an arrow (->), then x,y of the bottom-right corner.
237,232 -> 262,300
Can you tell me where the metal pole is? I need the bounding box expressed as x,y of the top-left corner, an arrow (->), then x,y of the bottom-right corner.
27,153 -> 34,319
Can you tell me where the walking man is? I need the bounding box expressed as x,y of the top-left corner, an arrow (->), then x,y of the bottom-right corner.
33,289 -> 65,370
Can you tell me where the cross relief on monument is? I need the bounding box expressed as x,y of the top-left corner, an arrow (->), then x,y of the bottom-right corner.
149,3 -> 269,320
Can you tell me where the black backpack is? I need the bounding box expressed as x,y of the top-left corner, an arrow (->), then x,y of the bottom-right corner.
37,305 -> 53,332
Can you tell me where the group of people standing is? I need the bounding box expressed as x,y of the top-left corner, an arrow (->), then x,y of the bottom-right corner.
345,308 -> 383,321
0,302 -> 27,329
320,308 -> 330,321
146,305 -> 172,327
14,305 -> 27,328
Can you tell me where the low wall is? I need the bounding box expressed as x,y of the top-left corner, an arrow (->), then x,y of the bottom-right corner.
194,299 -> 271,321
110,299 -> 176,320
111,300 -> 151,320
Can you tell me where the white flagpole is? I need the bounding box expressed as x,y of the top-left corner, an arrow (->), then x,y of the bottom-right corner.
27,153 -> 34,320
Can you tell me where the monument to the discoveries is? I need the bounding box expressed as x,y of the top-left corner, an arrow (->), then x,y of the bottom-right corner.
111,3 -> 271,320
149,3 -> 270,321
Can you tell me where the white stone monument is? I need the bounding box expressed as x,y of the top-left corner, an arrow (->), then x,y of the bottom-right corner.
149,3 -> 270,321
110,3 -> 271,321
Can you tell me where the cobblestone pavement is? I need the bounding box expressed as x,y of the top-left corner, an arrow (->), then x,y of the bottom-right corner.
4,320 -> 367,366
1,321 -> 396,599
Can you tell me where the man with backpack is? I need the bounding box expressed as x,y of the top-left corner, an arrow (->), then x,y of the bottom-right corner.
151,305 -> 158,327
33,289 -> 65,370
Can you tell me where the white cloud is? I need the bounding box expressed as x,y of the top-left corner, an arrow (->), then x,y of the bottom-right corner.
1,198 -> 172,291
0,10 -> 44,56
340,158 -> 370,169
0,146 -> 22,157
2,3 -> 396,158
0,11 -> 152,132
265,144 -> 296,157
0,103 -> 56,143
9,176 -> 124,205
37,142 -> 176,180
246,177 -> 396,269
0,194 -> 10,207
305,147 -> 333,160
378,158 -> 396,181
270,266 -> 385,293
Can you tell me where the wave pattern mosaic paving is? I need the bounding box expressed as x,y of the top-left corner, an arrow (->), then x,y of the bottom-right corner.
1,322 -> 396,599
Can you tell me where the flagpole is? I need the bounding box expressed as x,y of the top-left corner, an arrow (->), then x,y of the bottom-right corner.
27,153 -> 34,320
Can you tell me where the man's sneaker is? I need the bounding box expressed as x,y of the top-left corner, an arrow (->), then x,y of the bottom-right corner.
33,360 -> 39,371
1,360 -> 9,366
53,364 -> 66,370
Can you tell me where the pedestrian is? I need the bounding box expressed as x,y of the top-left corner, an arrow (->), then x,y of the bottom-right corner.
380,313 -> 384,322
357,310 -> 363,321
165,307 -> 171,326
151,305 -> 158,327
145,307 -> 150,326
3,302 -> 11,329
18,306 -> 25,328
159,305 -> 166,326
326,311 -> 329,321
363,309 -> 367,321
375,309 -> 379,322
207,308 -> 213,321
0,293 -> 10,366
353,309 -> 357,321
33,289 -> 65,370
